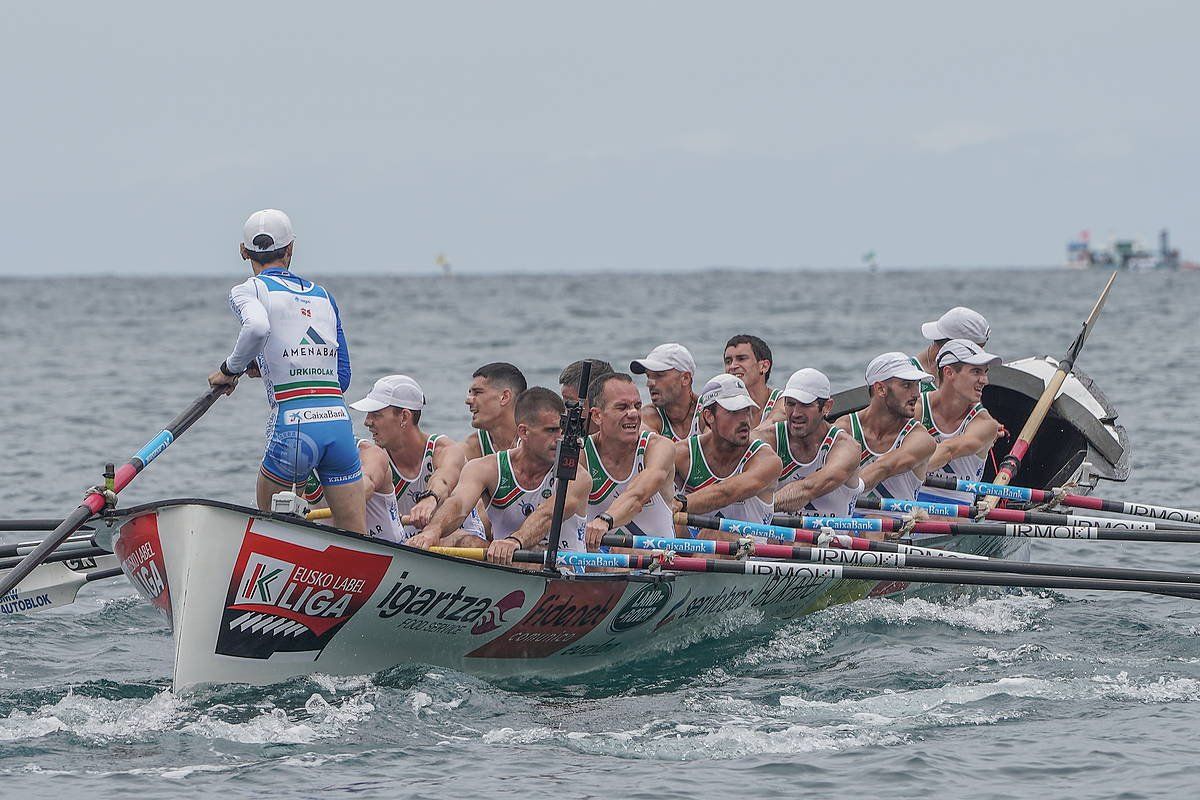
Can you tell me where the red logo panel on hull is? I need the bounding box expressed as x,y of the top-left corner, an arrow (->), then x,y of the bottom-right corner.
216,530 -> 391,660
466,580 -> 626,659
115,514 -> 173,627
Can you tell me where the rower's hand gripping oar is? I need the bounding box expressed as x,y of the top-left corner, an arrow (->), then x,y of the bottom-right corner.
983,271 -> 1117,513
0,387 -> 224,597
544,362 -> 593,569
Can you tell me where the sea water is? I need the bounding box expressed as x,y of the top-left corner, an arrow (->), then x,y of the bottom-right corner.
2,268 -> 1199,799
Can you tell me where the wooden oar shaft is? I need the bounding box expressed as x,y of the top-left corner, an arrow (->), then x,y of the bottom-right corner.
0,387 -> 223,598
986,271 -> 1116,509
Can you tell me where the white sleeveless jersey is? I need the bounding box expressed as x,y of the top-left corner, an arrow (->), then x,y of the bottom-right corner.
583,431 -> 674,537
775,422 -> 863,518
847,412 -> 924,519
682,436 -> 775,533
488,450 -> 585,553
917,393 -> 989,507
358,441 -> 404,542
388,434 -> 485,541
228,269 -> 345,411
759,388 -> 783,425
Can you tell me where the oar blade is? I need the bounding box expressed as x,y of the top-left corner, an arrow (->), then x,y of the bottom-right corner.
0,556 -> 120,615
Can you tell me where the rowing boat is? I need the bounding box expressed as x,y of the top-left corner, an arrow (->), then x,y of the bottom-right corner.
70,355 -> 1128,690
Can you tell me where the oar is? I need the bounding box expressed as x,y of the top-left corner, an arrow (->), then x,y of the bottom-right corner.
0,560 -> 122,615
0,546 -> 111,571
0,387 -> 223,598
700,512 -> 1200,545
435,547 -> 1200,599
598,533 -> 1200,586
0,520 -> 95,533
852,496 -> 1198,532
0,534 -> 95,558
927,475 -> 1200,527
982,271 -> 1117,512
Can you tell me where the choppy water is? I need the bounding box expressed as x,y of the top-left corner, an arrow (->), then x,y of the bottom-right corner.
3,268 -> 1200,799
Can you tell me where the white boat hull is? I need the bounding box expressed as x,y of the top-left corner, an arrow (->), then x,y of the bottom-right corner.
97,501 -> 1023,690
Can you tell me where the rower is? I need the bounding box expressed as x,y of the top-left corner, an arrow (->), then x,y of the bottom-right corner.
914,306 -> 991,393
349,375 -> 484,546
559,359 -> 613,403
834,353 -> 936,519
753,368 -> 863,517
631,343 -> 701,442
208,209 -> 365,534
463,362 -> 527,460
724,334 -> 783,424
916,340 -> 1002,507
417,387 -> 591,565
581,373 -> 676,549
676,374 -> 782,537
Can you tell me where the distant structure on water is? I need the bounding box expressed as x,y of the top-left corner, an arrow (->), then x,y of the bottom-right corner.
1066,229 -> 1197,271
862,250 -> 879,272
436,252 -> 453,277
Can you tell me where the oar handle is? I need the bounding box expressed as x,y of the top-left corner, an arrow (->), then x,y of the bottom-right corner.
0,387 -> 223,598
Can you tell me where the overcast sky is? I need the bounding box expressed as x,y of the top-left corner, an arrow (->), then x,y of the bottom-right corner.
3,2 -> 1196,274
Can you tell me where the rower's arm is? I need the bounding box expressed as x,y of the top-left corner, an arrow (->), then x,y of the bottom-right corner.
639,406 -> 663,434
462,433 -> 484,461
225,280 -> 271,374
326,292 -> 351,393
601,436 -> 676,529
429,437 -> 468,501
774,436 -> 862,512
927,413 -> 999,472
511,461 -> 591,548
358,445 -> 391,498
685,448 -> 782,516
858,428 -> 936,492
421,457 -> 492,541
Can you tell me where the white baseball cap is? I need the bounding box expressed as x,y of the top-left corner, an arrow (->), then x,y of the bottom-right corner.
630,343 -> 697,376
937,339 -> 1002,368
698,373 -> 758,412
350,375 -> 426,412
780,368 -> 831,404
243,209 -> 295,253
865,352 -> 934,385
921,306 -> 990,345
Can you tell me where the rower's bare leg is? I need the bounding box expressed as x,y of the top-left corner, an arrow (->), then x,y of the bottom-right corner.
320,480 -> 367,535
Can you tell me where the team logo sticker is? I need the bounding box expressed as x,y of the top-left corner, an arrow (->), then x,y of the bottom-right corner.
215,531 -> 391,660
608,582 -> 671,633
113,513 -> 173,627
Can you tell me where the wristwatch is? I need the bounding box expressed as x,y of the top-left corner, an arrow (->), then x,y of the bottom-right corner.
674,492 -> 688,512
597,513 -> 615,531
413,490 -> 439,505
219,360 -> 242,377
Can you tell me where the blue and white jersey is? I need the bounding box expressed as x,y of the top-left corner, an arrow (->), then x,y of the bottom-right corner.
225,267 -> 360,487
226,267 -> 351,411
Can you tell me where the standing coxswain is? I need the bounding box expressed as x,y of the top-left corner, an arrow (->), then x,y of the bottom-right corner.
917,340 -> 1002,507
349,375 -> 484,546
675,374 -> 781,542
914,307 -> 991,393
632,343 -> 702,442
724,334 -> 783,425
753,368 -> 863,517
581,373 -> 676,549
463,362 -> 527,460
208,210 -> 365,534
834,353 -> 936,521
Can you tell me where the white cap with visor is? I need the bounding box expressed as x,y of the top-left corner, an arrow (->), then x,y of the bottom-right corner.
350,375 -> 426,412
630,343 -> 697,376
780,368 -> 831,404
921,306 -> 990,345
243,209 -> 295,253
865,352 -> 934,385
698,373 -> 758,412
936,339 -> 1002,369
